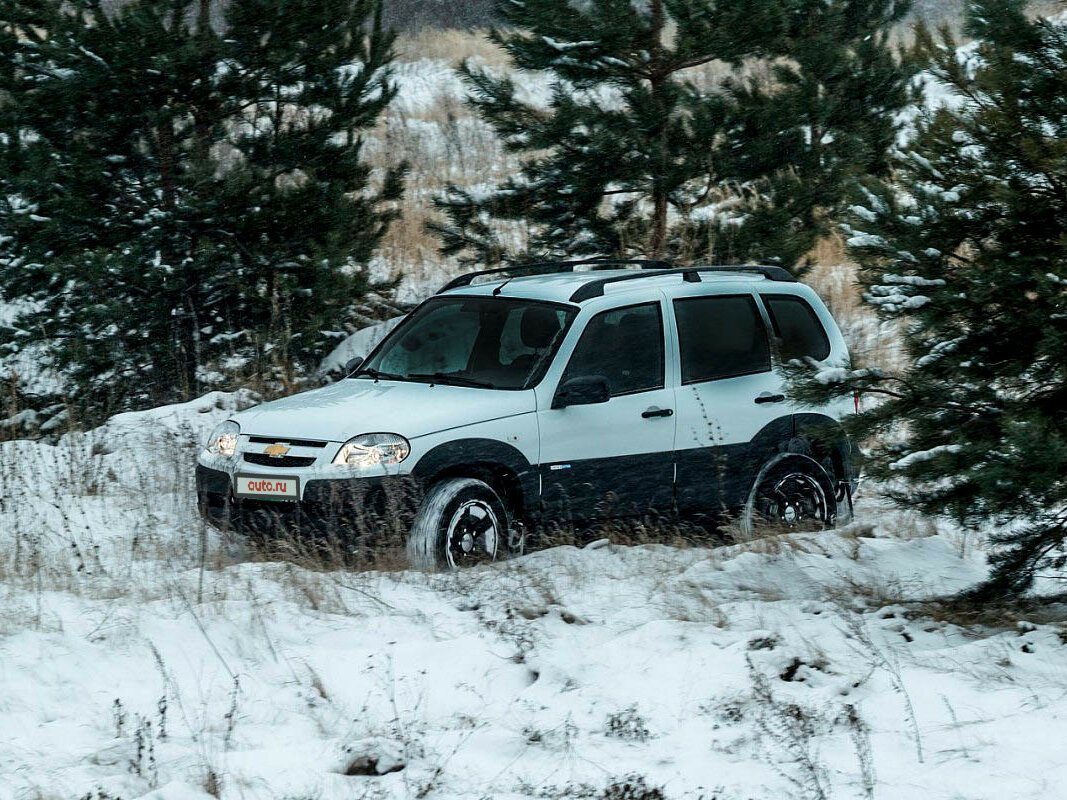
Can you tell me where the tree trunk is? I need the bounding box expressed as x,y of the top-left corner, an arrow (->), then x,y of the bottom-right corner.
652,191 -> 668,259
155,118 -> 177,212
648,0 -> 668,259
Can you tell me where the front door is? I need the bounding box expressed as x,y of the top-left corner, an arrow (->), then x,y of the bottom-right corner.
536,300 -> 677,524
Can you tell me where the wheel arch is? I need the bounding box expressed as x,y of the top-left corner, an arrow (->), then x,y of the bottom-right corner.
410,438 -> 536,521
792,413 -> 857,487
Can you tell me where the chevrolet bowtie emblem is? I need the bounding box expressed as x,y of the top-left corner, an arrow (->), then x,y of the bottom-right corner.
264,443 -> 290,458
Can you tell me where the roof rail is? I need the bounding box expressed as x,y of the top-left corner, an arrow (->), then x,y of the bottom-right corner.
436,257 -> 673,294
569,265 -> 796,302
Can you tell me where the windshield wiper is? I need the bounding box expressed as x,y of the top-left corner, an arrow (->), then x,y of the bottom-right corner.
407,372 -> 497,389
351,366 -> 407,382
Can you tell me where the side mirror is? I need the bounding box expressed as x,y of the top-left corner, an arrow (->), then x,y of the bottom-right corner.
344,356 -> 364,376
552,376 -> 610,409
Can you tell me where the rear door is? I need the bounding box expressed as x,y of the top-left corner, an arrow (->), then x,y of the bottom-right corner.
669,291 -> 792,519
535,297 -> 677,523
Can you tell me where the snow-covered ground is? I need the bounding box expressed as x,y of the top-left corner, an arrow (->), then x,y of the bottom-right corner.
2,394 -> 1066,800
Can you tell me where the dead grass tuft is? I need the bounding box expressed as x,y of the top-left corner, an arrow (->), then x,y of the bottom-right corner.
915,594 -> 1067,632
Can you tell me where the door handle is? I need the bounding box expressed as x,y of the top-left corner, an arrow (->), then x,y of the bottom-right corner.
642,407 -> 674,419
754,392 -> 786,405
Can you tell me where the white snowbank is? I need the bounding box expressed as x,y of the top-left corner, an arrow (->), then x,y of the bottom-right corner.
319,316 -> 405,376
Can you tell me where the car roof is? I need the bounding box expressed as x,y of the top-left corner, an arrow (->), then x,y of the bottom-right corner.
438,268 -> 802,306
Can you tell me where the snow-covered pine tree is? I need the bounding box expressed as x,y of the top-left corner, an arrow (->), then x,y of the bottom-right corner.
431,0 -> 783,264
0,0 -> 403,422
706,0 -> 915,271
790,0 -> 1067,599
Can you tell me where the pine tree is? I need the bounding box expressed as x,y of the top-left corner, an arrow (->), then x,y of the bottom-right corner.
790,0 -> 1067,599
0,0 -> 404,422
432,0 -> 912,271
707,0 -> 915,270
431,0 -> 783,265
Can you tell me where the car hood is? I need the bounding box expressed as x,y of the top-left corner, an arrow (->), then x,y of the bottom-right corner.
233,379 -> 536,441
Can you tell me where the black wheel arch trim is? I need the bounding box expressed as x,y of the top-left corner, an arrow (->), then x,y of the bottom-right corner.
791,412 -> 858,487
410,438 -> 537,521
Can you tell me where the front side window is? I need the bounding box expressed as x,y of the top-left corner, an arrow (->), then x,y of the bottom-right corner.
560,302 -> 665,396
360,297 -> 576,390
763,295 -> 831,362
674,295 -> 771,383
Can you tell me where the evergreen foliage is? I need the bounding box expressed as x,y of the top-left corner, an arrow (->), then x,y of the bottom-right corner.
709,0 -> 914,268
432,0 -> 913,271
790,0 -> 1067,598
0,0 -> 404,422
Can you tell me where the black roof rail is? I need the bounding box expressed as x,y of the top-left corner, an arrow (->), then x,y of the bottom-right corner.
569,264 -> 796,302
436,257 -> 674,294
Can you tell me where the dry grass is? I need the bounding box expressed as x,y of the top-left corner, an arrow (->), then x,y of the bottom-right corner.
915,594 -> 1067,631
395,28 -> 510,68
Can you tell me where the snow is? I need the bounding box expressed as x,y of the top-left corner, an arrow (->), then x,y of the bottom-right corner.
881,274 -> 947,288
813,365 -> 878,385
542,37 -> 597,51
846,232 -> 888,249
388,58 -> 553,117
319,316 -> 404,376
3,395 -> 1067,798
890,444 -> 964,470
0,298 -> 67,397
849,204 -> 878,223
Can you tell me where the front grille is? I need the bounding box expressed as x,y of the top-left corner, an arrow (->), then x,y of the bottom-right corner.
243,453 -> 317,468
247,436 -> 328,448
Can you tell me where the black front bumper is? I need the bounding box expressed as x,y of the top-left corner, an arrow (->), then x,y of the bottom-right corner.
196,465 -> 421,547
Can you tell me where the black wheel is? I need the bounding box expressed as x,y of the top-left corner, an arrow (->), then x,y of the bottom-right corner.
407,478 -> 514,570
740,455 -> 837,538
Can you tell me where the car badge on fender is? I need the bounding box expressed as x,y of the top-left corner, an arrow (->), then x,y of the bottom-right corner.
264,443 -> 290,458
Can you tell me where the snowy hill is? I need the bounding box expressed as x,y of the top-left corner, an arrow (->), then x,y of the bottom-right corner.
2,394 -> 1066,800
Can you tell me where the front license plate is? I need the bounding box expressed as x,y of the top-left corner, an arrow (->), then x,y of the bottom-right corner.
235,474 -> 299,502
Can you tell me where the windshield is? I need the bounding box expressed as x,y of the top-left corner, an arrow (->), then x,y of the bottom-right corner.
356,296 -> 577,390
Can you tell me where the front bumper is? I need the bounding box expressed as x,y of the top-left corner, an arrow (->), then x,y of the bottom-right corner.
196,465 -> 421,546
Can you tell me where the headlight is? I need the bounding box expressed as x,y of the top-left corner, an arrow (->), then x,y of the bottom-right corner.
206,420 -> 240,458
333,433 -> 410,468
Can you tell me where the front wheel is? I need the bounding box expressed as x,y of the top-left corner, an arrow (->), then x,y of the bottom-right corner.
407,478 -> 513,570
739,455 -> 838,540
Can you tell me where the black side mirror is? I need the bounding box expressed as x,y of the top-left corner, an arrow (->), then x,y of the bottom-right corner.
344,356 -> 364,376
552,375 -> 610,409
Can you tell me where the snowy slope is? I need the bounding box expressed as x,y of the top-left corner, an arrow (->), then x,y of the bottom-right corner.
2,395 -> 1066,800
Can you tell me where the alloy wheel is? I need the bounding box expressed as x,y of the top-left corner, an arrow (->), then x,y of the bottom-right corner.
445,499 -> 500,568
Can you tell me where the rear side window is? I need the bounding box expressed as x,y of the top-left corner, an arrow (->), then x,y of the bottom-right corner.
763,295 -> 831,362
561,302 -> 664,396
673,295 -> 771,383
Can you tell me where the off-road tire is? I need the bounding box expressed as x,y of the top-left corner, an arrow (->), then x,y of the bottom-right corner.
739,454 -> 838,540
407,478 -> 512,570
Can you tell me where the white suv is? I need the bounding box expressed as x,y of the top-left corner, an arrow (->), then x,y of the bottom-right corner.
197,260 -> 858,568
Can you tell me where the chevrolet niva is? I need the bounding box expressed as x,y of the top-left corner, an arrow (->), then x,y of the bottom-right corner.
197,260 -> 859,569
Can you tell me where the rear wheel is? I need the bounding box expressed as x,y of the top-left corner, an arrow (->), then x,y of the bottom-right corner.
740,455 -> 837,539
407,478 -> 513,570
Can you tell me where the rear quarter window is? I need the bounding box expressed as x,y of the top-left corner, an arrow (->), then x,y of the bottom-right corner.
762,295 -> 832,362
